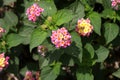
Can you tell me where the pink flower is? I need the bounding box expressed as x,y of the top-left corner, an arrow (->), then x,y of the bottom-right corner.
76,18 -> 93,36
26,3 -> 44,22
111,0 -> 120,10
112,1 -> 117,7
51,27 -> 71,48
24,71 -> 35,80
0,53 -> 9,71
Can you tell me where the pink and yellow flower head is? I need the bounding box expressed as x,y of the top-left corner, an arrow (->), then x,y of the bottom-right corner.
24,71 -> 35,80
76,18 -> 93,36
26,3 -> 44,22
111,0 -> 120,10
0,53 -> 9,71
51,27 -> 71,48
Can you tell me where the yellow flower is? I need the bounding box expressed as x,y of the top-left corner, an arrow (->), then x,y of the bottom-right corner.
0,58 -> 5,67
76,18 -> 93,36
0,53 -> 9,71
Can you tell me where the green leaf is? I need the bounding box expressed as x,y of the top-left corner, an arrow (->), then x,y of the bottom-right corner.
95,46 -> 109,62
66,1 -> 85,30
33,53 -> 39,61
82,49 -> 95,67
76,70 -> 94,80
4,11 -> 18,27
96,0 -> 103,4
38,1 -> 57,16
53,9 -> 73,26
0,19 -> 10,33
7,34 -> 23,48
19,26 -> 34,44
30,29 -> 47,51
76,73 -> 94,80
71,31 -> 82,62
112,69 -> 120,78
42,39 -> 55,51
84,43 -> 94,58
65,43 -> 81,58
23,20 -> 37,28
5,27 -> 34,48
101,9 -> 116,20
71,31 -> 82,48
102,0 -> 111,9
89,12 -> 101,35
41,62 -> 61,80
20,66 -> 28,76
3,0 -> 16,5
69,1 -> 85,18
40,59 -> 49,69
104,23 -> 119,44
38,53 -> 48,69
49,49 -> 64,64
53,62 -> 61,75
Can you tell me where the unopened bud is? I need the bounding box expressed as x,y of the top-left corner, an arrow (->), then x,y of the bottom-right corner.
41,24 -> 48,30
47,16 -> 52,22
1,41 -> 6,46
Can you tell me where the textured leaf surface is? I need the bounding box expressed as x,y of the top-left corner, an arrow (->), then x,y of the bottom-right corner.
104,23 -> 119,44
95,46 -> 109,62
19,26 -> 34,44
4,0 -> 16,5
41,63 -> 61,80
30,29 -> 47,51
89,12 -> 101,35
76,71 -> 94,80
7,34 -> 23,48
53,9 -> 73,26
66,1 -> 85,30
4,11 -> 18,27
112,69 -> 120,78
84,43 -> 94,58
39,1 -> 57,16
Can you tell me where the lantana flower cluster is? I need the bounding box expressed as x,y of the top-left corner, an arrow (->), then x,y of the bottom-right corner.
26,4 -> 94,48
111,0 -> 120,10
76,18 -> 93,36
0,53 -> 9,71
51,27 -> 71,48
26,3 -> 44,22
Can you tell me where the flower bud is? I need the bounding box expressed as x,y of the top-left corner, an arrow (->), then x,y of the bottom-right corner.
37,45 -> 48,56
